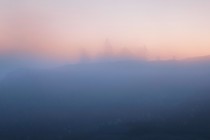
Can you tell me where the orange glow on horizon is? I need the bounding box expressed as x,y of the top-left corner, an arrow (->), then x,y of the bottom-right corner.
0,0 -> 210,61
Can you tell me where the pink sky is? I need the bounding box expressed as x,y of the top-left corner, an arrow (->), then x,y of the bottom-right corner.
0,0 -> 210,61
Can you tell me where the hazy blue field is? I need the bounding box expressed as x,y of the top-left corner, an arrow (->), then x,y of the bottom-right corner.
0,59 -> 210,140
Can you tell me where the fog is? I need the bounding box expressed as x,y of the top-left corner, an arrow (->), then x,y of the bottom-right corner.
0,58 -> 210,140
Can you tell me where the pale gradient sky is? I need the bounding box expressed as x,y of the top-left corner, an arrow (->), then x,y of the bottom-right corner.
0,0 -> 210,60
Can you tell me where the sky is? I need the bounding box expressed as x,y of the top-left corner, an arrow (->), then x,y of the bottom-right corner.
0,0 -> 210,61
